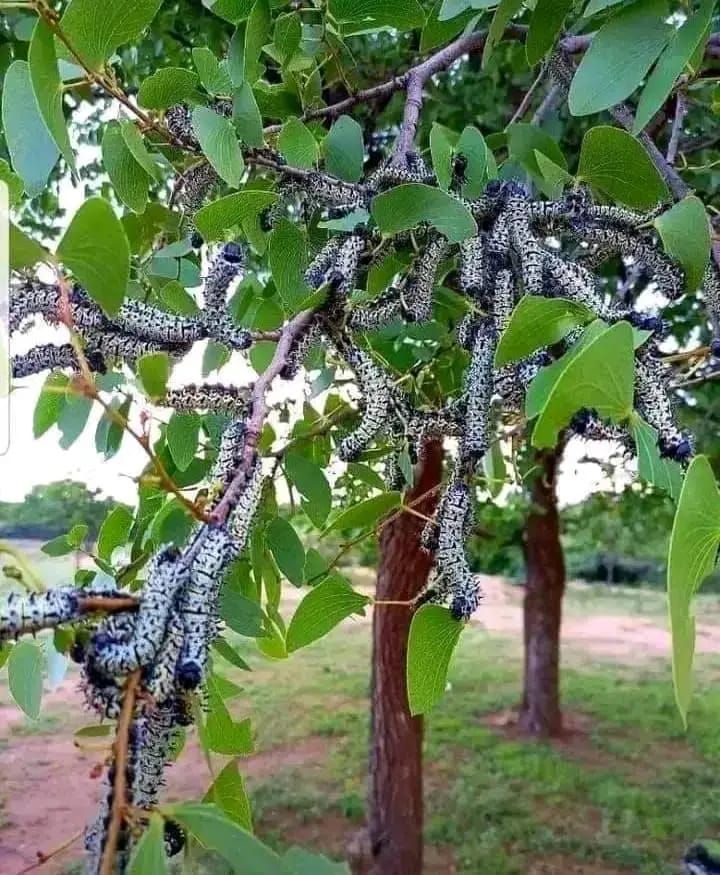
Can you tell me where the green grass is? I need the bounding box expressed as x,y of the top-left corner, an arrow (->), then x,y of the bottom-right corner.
207,604 -> 720,875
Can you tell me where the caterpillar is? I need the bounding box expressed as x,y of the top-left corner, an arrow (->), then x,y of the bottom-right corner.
460,320 -> 496,463
366,152 -> 435,191
400,233 -> 448,323
84,329 -> 191,368
505,193 -> 547,298
161,383 -> 251,415
325,233 -> 367,300
203,243 -> 245,312
201,311 -> 253,351
459,235 -> 486,301
10,280 -> 107,335
0,588 -> 81,639
143,606 -> 184,704
701,263 -> 720,339
634,347 -> 693,462
228,455 -> 266,553
210,418 -> 247,488
304,237 -> 343,290
336,344 -> 400,462
89,547 -> 189,677
302,172 -> 368,212
111,299 -> 205,345
347,288 -> 403,332
280,319 -> 323,380
176,524 -> 238,690
417,479 -> 481,621
179,162 -> 220,245
569,407 -> 635,453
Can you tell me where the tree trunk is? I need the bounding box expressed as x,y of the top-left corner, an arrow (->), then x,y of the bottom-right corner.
349,440 -> 443,875
519,447 -> 565,738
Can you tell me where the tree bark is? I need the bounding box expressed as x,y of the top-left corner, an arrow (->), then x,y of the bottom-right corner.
349,440 -> 443,875
519,447 -> 565,738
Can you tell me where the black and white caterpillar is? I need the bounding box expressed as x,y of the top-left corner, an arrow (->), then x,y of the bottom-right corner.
417,478 -> 481,621
89,547 -> 188,677
634,347 -> 693,463
161,383 -> 251,415
203,243 -> 245,312
0,588 -> 81,639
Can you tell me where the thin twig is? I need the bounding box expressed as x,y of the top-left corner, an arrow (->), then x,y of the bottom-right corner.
507,64 -> 548,127
99,671 -> 141,875
666,92 -> 687,165
14,830 -> 84,875
662,345 -> 710,363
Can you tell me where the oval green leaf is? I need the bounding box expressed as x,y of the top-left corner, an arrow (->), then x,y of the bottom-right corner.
192,106 -> 244,189
323,491 -> 401,535
287,579 -> 370,652
578,125 -> 669,210
372,184 -> 476,243
667,455 -> 720,726
8,641 -> 43,720
654,196 -> 710,293
407,605 -> 462,716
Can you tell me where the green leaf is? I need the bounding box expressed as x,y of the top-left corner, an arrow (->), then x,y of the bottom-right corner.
120,122 -> 163,182
328,0 -> 425,34
269,220 -> 310,314
194,191 -> 277,242
250,341 -> 276,374
654,196 -> 710,293
495,295 -> 595,367
164,803 -> 282,874
578,125 -> 669,210
534,150 -> 574,198
97,505 -> 134,561
0,159 -> 24,205
137,352 -> 170,400
102,122 -> 149,213
58,394 -> 92,449
204,761 -> 253,831
634,2 -> 713,133
56,198 -> 131,315
372,184 -> 477,243
506,124 -> 567,194
631,415 -> 683,499
212,637 -> 251,670
283,847 -> 350,875
10,223 -> 51,271
266,517 -> 305,584
667,455 -> 720,725
138,67 -> 200,109
2,61 -> 59,197
526,0 -> 574,65
482,0 -> 523,68
192,107 -> 244,188
166,412 -> 201,471
128,814 -> 168,875
28,20 -> 75,171
274,13 -> 302,63
429,123 -> 457,191
407,605 -> 462,715
531,321 -> 635,448
287,579 -> 370,652
455,125 -> 488,199
204,0 -> 253,23
67,523 -> 89,548
41,534 -> 76,557
33,372 -> 69,437
244,0 -> 271,84
278,117 -> 318,169
220,589 -> 266,637
568,0 -> 671,116
323,492 -> 401,535
233,82 -> 264,148
193,47 -> 234,94
8,641 -> 43,719
482,441 -> 506,499
285,453 -> 332,525
158,280 -> 199,315
322,115 -> 364,182
421,1 -> 476,51
204,677 -> 254,755
59,0 -> 164,70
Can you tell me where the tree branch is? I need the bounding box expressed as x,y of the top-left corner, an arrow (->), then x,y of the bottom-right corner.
99,670 -> 141,875
666,92 -> 687,166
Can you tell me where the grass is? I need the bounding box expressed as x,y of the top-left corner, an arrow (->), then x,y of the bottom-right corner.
195,602 -> 720,875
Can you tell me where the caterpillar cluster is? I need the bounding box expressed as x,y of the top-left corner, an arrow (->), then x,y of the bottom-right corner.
10,245 -> 252,380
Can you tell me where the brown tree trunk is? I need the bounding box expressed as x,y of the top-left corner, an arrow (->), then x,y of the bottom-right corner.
519,447 -> 565,738
348,440 -> 443,875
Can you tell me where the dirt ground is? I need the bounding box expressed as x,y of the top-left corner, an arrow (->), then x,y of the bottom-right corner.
0,576 -> 717,874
